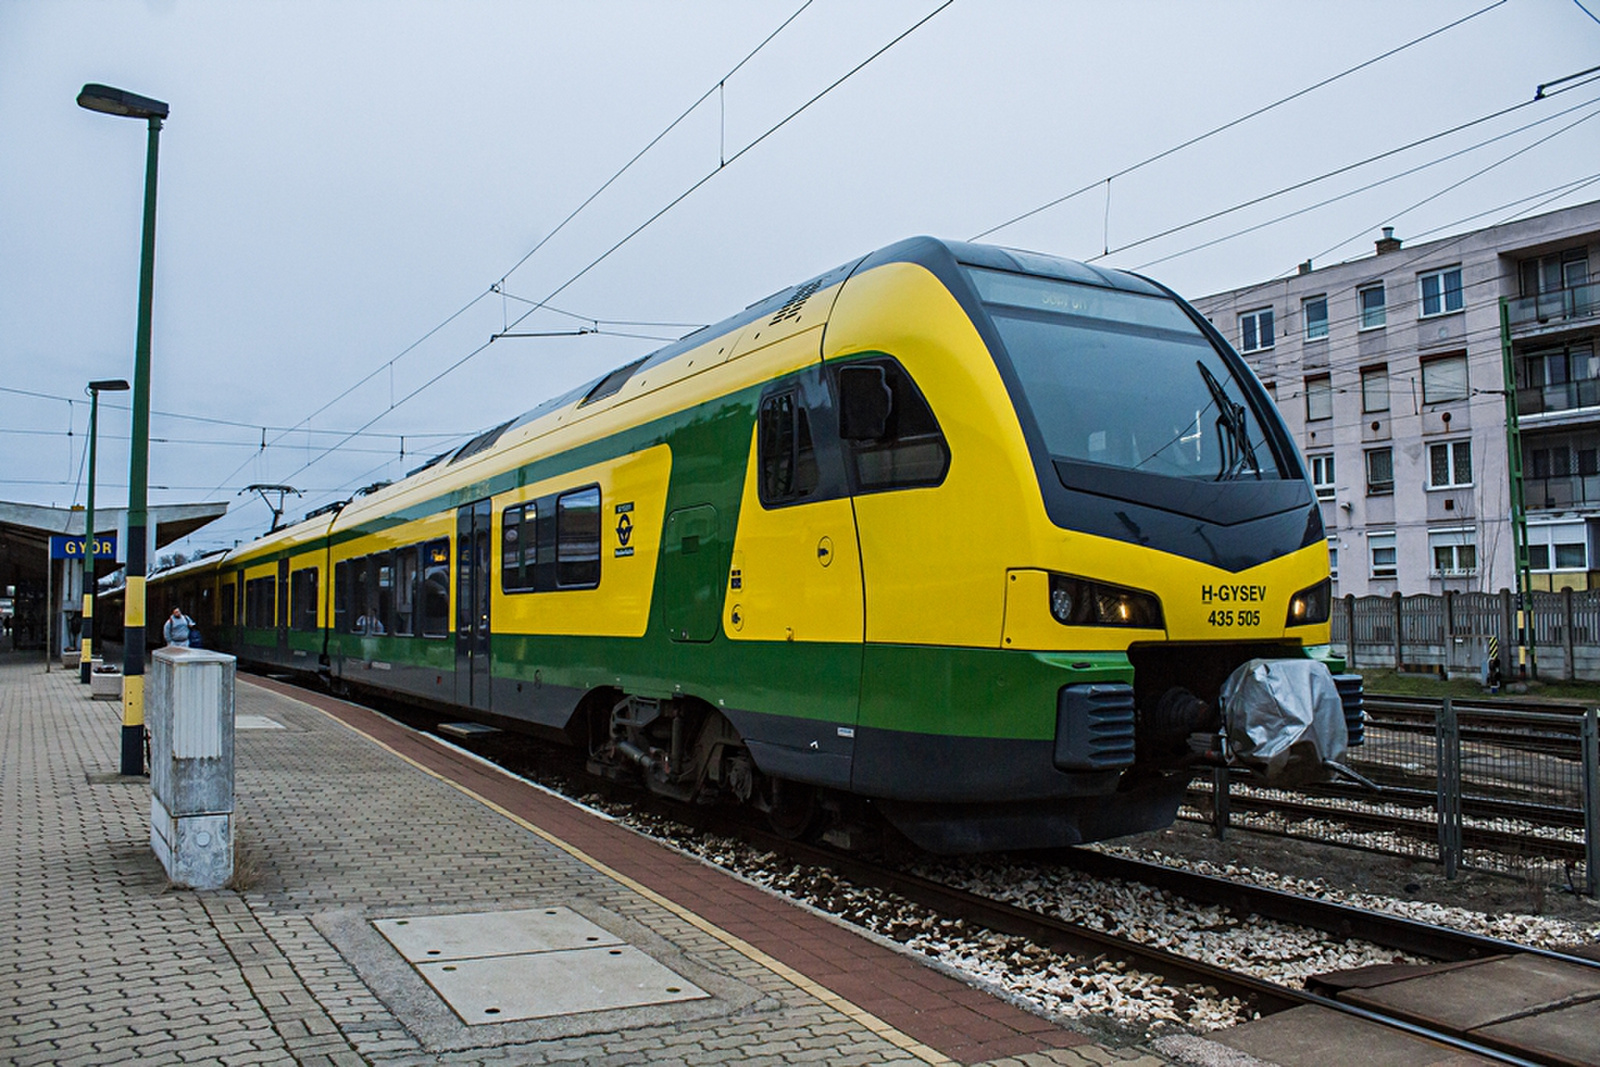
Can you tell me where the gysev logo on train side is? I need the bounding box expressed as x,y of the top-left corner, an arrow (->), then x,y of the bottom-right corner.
614,502 -> 634,558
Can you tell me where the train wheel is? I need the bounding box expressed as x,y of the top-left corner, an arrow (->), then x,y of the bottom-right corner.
764,777 -> 821,840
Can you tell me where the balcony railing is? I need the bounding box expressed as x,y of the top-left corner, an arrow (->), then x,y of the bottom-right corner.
1518,376 -> 1600,417
1507,282 -> 1596,329
1526,473 -> 1600,509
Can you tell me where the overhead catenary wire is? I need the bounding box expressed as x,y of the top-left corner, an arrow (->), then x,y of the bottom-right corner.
1195,172 -> 1600,391
968,0 -> 1510,242
0,385 -> 465,441
1129,100 -> 1600,273
275,0 -> 957,516
1082,88 -> 1600,267
199,0 -> 826,523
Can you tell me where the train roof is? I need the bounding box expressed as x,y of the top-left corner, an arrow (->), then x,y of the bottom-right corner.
428,237 -> 1160,475
309,237 -> 1170,538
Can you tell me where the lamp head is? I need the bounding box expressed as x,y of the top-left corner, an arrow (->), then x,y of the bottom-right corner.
77,84 -> 168,121
89,379 -> 131,393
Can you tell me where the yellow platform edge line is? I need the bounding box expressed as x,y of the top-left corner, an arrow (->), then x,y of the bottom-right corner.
282,686 -> 953,1066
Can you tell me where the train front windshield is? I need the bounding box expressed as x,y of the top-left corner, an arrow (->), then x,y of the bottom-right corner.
969,269 -> 1286,482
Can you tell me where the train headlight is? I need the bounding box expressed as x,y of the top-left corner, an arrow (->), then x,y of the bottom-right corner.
1049,574 -> 1163,629
1286,578 -> 1331,626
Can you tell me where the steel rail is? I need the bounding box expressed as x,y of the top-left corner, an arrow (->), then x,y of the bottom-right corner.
659,807 -> 1549,1067
1187,788 -> 1589,862
1050,847 -> 1600,971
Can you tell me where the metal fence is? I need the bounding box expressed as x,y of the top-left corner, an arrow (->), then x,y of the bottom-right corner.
1190,698 -> 1600,896
1331,589 -> 1600,682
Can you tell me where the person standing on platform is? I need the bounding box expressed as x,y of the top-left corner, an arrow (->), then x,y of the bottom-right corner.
163,607 -> 193,648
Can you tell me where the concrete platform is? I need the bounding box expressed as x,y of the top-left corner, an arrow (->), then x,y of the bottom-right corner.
0,653 -> 1168,1066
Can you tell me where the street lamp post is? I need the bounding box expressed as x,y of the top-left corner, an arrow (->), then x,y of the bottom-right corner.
78,83 -> 169,776
80,379 -> 130,684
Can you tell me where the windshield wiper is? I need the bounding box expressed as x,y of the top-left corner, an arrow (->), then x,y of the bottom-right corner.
1196,361 -> 1261,481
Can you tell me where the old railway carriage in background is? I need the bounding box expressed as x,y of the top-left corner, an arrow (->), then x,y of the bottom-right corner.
117,236 -> 1355,853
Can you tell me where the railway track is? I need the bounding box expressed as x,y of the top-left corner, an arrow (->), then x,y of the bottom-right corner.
1182,787 -> 1589,863
641,800 -> 1589,1066
290,673 -> 1598,1064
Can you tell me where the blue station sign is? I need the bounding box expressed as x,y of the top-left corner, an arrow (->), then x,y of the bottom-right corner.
50,534 -> 118,561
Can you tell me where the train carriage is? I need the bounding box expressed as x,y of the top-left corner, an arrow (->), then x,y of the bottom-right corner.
116,236 -> 1359,853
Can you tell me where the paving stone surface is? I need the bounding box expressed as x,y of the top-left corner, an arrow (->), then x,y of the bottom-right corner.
0,653 -> 1169,1066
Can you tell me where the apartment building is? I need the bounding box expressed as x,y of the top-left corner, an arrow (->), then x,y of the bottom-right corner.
1191,200 -> 1600,596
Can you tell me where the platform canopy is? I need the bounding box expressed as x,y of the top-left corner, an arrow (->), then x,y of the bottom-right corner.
0,498 -> 229,596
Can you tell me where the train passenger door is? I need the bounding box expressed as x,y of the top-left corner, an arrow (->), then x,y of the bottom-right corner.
276,558 -> 290,658
455,500 -> 492,712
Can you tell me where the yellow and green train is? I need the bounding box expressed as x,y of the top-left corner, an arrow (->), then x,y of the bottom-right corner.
114,237 -> 1359,852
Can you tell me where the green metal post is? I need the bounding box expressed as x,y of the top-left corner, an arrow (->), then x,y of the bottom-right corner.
121,113 -> 162,775
1499,298 -> 1536,679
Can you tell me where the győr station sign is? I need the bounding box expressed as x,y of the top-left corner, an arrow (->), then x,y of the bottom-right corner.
50,535 -> 118,561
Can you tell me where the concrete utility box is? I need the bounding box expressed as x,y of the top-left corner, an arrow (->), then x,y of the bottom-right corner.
148,647 -> 236,889
90,665 -> 121,701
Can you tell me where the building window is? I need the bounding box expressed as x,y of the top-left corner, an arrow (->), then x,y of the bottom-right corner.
1239,308 -> 1275,352
1419,266 -> 1464,317
1328,544 -> 1339,577
1366,447 -> 1394,495
1520,343 -> 1599,416
1429,439 -> 1472,488
1303,296 -> 1328,341
1528,522 -> 1588,572
1359,365 -> 1389,413
1370,531 -> 1397,578
1421,352 -> 1468,404
1429,529 -> 1478,576
1521,248 -> 1589,297
1359,284 -> 1386,329
1305,375 -> 1332,421
1309,453 -> 1335,499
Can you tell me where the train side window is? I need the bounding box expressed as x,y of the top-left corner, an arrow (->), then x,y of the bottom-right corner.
502,502 -> 538,593
556,485 -> 601,588
333,561 -> 349,633
355,555 -> 387,635
245,575 -> 275,628
834,357 -> 949,492
394,547 -> 418,636
376,551 -> 396,635
351,559 -> 372,633
220,582 -> 236,631
421,539 -> 450,637
758,390 -> 819,505
289,567 -> 319,632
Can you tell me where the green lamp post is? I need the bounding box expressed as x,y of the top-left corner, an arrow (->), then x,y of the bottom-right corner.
80,378 -> 130,684
78,83 -> 168,776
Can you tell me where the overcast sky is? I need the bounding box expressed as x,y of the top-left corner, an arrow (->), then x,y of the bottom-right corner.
4,0 -> 1599,558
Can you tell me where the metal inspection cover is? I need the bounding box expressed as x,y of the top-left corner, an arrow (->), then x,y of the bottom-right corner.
417,944 -> 709,1023
373,906 -> 622,963
234,715 -> 284,730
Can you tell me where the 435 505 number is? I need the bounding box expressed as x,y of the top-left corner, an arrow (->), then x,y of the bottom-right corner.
1207,609 -> 1260,627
